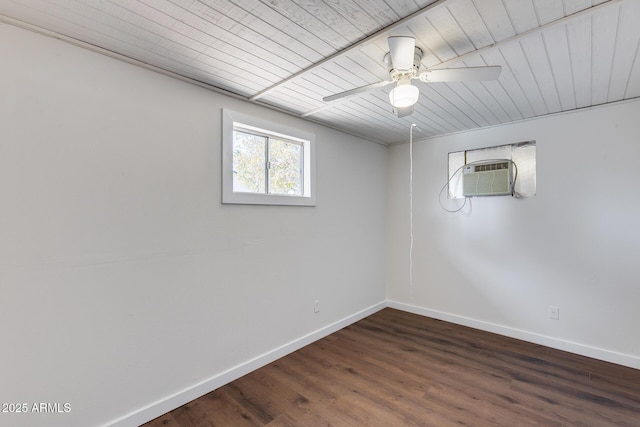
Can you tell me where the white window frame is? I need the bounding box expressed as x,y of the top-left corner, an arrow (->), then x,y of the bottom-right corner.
222,109 -> 316,206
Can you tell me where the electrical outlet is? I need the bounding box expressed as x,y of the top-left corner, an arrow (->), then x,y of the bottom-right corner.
548,306 -> 559,320
314,300 -> 320,313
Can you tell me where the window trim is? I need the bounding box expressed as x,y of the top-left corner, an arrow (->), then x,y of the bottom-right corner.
222,109 -> 316,206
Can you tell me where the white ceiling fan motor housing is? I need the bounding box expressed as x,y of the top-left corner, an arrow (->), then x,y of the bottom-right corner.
384,47 -> 423,82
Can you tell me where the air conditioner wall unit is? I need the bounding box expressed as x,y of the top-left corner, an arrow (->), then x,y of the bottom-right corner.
462,160 -> 513,197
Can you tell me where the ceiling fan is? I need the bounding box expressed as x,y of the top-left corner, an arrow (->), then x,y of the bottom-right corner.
323,36 -> 502,118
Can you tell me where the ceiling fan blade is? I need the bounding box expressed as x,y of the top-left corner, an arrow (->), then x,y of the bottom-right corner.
323,80 -> 392,102
388,36 -> 415,70
418,66 -> 502,82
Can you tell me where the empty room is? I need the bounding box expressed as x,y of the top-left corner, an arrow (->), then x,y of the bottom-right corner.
2,0 -> 640,426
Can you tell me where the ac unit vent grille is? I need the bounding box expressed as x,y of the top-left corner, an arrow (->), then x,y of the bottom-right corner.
473,162 -> 509,172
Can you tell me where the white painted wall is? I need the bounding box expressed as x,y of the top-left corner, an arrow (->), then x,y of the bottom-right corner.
387,99 -> 640,368
0,23 -> 387,427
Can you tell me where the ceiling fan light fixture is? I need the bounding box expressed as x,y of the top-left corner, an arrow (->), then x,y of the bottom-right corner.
389,82 -> 419,108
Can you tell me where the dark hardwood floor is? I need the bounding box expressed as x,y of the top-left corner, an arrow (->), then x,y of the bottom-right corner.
142,308 -> 640,426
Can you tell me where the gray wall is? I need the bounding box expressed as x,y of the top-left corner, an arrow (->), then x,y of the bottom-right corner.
0,23 -> 388,427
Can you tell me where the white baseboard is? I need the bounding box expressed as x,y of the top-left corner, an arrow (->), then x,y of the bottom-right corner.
106,301 -> 387,427
387,300 -> 640,370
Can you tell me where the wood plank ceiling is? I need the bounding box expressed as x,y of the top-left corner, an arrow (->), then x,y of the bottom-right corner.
1,0 -> 639,145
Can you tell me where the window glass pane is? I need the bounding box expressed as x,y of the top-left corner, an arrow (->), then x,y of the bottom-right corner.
268,138 -> 303,196
233,130 -> 266,193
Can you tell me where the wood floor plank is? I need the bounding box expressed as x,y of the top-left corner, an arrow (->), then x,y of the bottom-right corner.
170,389 -> 262,427
221,375 -> 294,424
142,412 -> 180,427
143,309 -> 640,427
259,362 -> 338,411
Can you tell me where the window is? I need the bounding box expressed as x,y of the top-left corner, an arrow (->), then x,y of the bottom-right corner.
222,109 -> 316,206
232,127 -> 303,196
